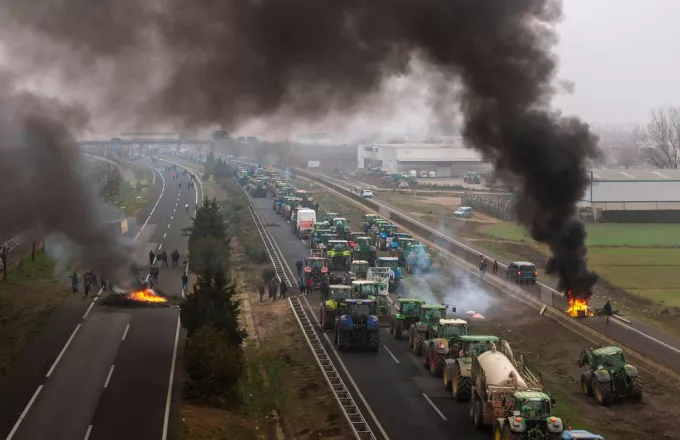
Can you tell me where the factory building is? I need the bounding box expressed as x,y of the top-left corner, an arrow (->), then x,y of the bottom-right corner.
582,169 -> 680,210
357,140 -> 489,177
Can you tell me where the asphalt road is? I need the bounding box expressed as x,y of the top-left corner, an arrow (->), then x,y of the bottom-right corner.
306,171 -> 680,374
4,157 -> 200,440
253,196 -> 488,440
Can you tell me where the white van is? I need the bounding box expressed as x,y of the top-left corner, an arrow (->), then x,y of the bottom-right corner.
361,189 -> 373,199
295,208 -> 317,238
453,207 -> 473,218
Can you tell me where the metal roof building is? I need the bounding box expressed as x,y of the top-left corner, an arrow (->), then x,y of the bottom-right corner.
583,169 -> 680,210
357,141 -> 489,177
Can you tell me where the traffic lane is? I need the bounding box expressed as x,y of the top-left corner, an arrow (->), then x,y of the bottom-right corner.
12,311 -> 130,440
147,182 -> 192,251
0,296 -> 94,438
254,199 -> 458,440
133,162 -> 164,226
88,308 -> 179,440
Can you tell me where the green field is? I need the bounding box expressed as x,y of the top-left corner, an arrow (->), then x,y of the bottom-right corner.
479,223 -> 680,309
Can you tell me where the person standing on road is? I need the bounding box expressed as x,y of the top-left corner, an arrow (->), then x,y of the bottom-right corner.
68,272 -> 79,293
603,299 -> 613,324
479,257 -> 487,279
321,279 -> 330,301
296,258 -> 303,277
298,277 -> 305,296
83,272 -> 92,298
162,250 -> 169,268
493,260 -> 499,276
305,276 -> 313,295
268,278 -> 277,301
181,272 -> 189,294
279,279 -> 288,299
149,250 -> 155,265
258,282 -> 265,303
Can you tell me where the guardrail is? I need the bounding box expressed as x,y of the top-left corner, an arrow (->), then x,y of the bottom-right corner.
292,166 -> 680,390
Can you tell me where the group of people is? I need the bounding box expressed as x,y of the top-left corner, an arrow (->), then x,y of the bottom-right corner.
147,249 -> 187,289
258,278 -> 289,303
68,270 -> 108,298
478,255 -> 499,279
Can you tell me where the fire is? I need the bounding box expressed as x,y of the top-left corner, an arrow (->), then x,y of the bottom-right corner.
566,291 -> 594,317
127,289 -> 168,303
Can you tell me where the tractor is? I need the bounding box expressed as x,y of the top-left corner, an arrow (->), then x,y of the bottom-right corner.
391,237 -> 417,262
348,260 -> 369,281
443,334 -> 500,400
350,280 -> 379,299
492,391 -> 563,440
304,255 -> 329,288
319,285 -> 351,332
326,240 -> 351,270
376,257 -> 403,293
334,299 -> 380,352
408,304 -> 449,355
404,244 -> 433,274
421,318 -> 468,377
250,179 -> 267,197
319,233 -> 339,253
377,224 -> 398,250
323,212 -> 340,227
389,298 -> 424,340
362,214 -> 379,233
330,218 -> 350,240
283,198 -> 302,221
577,346 -> 642,406
352,236 -> 374,261
310,229 -> 332,250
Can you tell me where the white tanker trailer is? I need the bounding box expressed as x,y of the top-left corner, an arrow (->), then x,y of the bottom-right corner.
469,344 -> 564,439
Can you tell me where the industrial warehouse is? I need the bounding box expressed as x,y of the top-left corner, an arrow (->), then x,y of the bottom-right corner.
581,169 -> 680,211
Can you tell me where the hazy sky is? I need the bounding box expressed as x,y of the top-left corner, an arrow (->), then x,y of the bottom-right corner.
555,0 -> 680,125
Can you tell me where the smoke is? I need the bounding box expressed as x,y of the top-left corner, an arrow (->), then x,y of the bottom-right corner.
0,0 -> 599,296
0,83 -> 134,284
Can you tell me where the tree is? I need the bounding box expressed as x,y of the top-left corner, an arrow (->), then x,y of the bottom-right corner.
641,107 -> 680,169
615,145 -> 641,169
190,237 -> 228,275
0,237 -> 16,281
184,197 -> 228,254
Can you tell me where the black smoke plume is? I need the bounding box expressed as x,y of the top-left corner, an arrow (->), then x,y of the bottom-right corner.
1,0 -> 599,296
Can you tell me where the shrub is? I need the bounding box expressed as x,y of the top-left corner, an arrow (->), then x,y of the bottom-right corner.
183,325 -> 244,408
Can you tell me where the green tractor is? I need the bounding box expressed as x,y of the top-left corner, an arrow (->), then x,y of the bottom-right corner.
326,240 -> 351,270
578,345 -> 642,406
352,236 -> 374,261
377,224 -> 398,250
250,179 -> 267,197
404,244 -> 433,274
391,237 -> 417,261
362,213 -> 379,234
389,298 -> 424,340
330,217 -> 350,240
408,304 -> 449,355
348,260 -> 369,281
319,285 -> 351,331
443,335 -> 500,400
323,212 -> 340,227
492,391 -> 563,440
334,299 -> 380,352
421,318 -> 469,377
310,228 -> 332,250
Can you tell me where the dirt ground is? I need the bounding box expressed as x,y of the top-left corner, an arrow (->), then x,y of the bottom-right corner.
299,178 -> 680,440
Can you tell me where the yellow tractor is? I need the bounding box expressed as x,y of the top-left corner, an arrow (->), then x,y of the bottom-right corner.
319,285 -> 352,332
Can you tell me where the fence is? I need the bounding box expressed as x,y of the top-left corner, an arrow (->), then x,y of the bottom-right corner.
461,193 -> 514,221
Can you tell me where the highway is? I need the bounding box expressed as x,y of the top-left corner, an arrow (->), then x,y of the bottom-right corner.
2,157 -> 200,440
252,195 -> 487,440
299,170 -> 680,377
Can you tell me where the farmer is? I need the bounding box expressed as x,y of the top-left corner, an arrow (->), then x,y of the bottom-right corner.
603,299 -> 613,324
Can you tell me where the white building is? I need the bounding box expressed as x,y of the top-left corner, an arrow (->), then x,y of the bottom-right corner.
357,140 -> 488,177
582,169 -> 680,210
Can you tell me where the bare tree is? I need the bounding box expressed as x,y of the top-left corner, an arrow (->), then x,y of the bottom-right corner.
615,145 -> 641,169
0,237 -> 17,282
641,107 -> 680,169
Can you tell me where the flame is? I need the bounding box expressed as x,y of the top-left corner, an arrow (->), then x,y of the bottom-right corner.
566,291 -> 593,317
127,289 -> 168,303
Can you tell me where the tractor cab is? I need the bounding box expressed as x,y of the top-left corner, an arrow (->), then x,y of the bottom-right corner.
319,285 -> 352,332
449,335 -> 500,360
420,304 -> 449,324
304,257 -> 329,283
362,214 -> 379,233
326,240 -> 351,270
313,222 -> 326,231
391,237 -> 417,257
376,257 -> 403,292
325,285 -> 351,305
396,298 -> 423,319
310,229 -> 332,250
324,212 -> 340,227
434,319 -> 468,339
349,260 -> 369,280
378,224 -> 399,250
342,298 -> 378,318
331,218 -> 350,239
352,236 -> 374,259
320,233 -> 339,251
351,280 -> 379,299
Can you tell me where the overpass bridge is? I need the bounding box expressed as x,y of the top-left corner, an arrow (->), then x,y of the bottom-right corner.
77,138 -> 215,147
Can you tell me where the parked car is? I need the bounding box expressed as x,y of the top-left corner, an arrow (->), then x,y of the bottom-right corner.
453,207 -> 473,217
561,430 -> 604,440
506,261 -> 538,284
361,189 -> 373,199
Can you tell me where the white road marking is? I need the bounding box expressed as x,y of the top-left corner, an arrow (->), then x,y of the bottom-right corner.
163,233 -> 167,238
167,224 -> 171,229
121,323 -> 130,341
84,425 -> 93,440
170,215 -> 173,220
611,318 -> 680,355
81,296 -> 98,320
158,243 -> 163,250
104,365 -> 115,388
46,324 -> 82,378
133,168 -> 166,243
422,393 -> 447,420
6,385 -> 44,439
161,314 -> 181,440
383,345 -> 400,364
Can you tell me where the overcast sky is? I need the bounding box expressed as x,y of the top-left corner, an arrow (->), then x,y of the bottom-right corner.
555,0 -> 680,125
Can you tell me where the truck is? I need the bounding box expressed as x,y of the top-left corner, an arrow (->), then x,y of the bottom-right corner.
469,346 -> 564,439
333,299 -> 380,352
389,298 -> 424,340
577,346 -> 642,406
294,208 -> 316,239
319,285 -> 351,331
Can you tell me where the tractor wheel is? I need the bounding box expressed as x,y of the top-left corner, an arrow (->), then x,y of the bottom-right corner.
492,421 -> 503,440
471,393 -> 484,429
413,332 -> 425,355
443,367 -> 452,391
580,371 -> 593,397
319,307 -> 324,331
452,362 -> 471,401
592,377 -> 613,406
630,375 -> 643,399
431,353 -> 446,377
338,332 -> 351,352
547,435 -> 563,440
394,320 -> 403,340
422,345 -> 430,369
389,321 -> 394,335
367,332 -> 380,352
